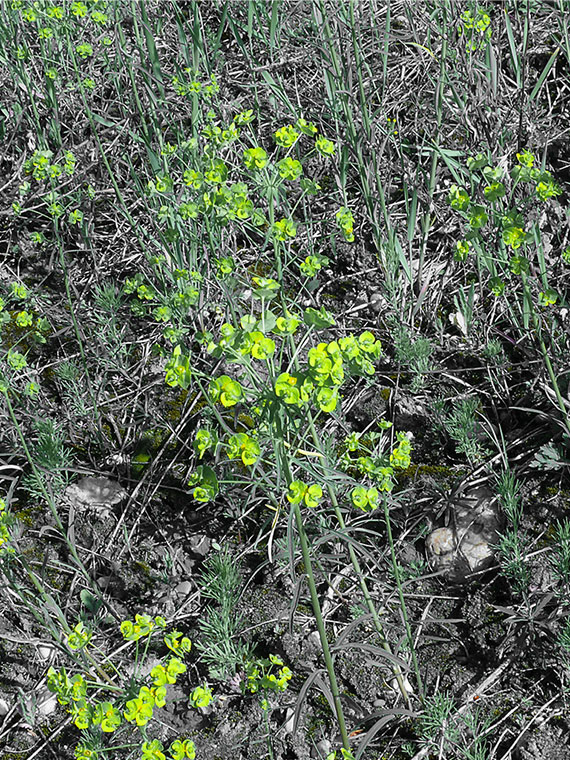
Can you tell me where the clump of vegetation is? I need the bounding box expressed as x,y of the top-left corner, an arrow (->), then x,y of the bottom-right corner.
1,1 -> 570,759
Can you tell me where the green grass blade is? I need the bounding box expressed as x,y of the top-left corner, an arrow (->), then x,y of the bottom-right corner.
138,0 -> 166,100
529,48 -> 560,102
260,70 -> 297,113
503,9 -> 521,85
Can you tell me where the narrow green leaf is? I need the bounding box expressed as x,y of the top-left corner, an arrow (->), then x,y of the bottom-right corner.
260,71 -> 297,114
406,188 -> 418,243
530,48 -> 560,102
503,10 -> 521,85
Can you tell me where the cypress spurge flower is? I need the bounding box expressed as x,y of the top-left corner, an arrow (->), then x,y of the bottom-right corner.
209,375 -> 243,407
272,218 -> 297,241
151,657 -> 187,686
92,701 -> 121,732
150,686 -> 167,708
67,621 -> 91,650
316,386 -> 339,413
164,346 -> 192,390
141,740 -> 166,760
297,117 -> 317,135
287,480 -> 323,508
120,613 -> 160,641
275,373 -> 301,405
274,124 -> 300,148
304,484 -> 323,508
251,334 -> 275,360
227,433 -> 260,466
351,486 -> 380,511
72,701 -> 91,729
164,630 -> 192,654
74,745 -> 98,760
170,739 -> 196,759
190,684 -> 213,708
123,694 -> 153,726
243,146 -> 268,170
502,226 -> 526,249
278,156 -> 303,180
315,135 -> 335,155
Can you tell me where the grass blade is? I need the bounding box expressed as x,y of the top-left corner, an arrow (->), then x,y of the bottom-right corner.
529,48 -> 560,102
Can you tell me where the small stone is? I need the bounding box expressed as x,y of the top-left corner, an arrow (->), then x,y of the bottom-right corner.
37,644 -> 56,662
37,691 -> 58,717
307,630 -> 321,649
312,739 -> 332,758
426,527 -> 455,555
369,292 -> 385,313
174,580 -> 193,598
426,485 -> 502,583
65,476 -> 127,512
426,527 -> 456,573
390,675 -> 414,696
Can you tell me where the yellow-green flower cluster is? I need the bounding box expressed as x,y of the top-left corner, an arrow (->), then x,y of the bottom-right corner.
194,429 -> 218,460
140,739 -> 196,760
67,621 -> 91,650
300,253 -> 329,277
188,464 -> 219,503
348,433 -> 412,510
213,322 -> 276,361
151,657 -> 187,687
459,8 -> 492,51
243,654 -> 292,695
120,613 -> 166,641
171,70 -> 219,100
209,374 -> 243,408
170,739 -> 197,760
274,332 -> 382,414
335,206 -> 355,242
390,432 -> 412,469
47,617 -> 194,760
91,701 -> 122,732
287,480 -> 323,508
124,686 -> 160,727
47,667 -> 86,707
164,630 -> 192,654
24,148 -> 76,181
190,684 -> 213,707
47,668 -> 122,732
164,345 -> 192,390
451,150 -> 563,269
226,432 -> 261,466
350,485 -> 380,511
243,146 -> 268,170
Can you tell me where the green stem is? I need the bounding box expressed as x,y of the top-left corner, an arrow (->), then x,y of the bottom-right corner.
382,495 -> 424,697
417,7 -> 447,296
263,700 -> 274,760
279,292 -> 417,703
304,412 -> 419,706
275,431 -> 351,751
291,502 -> 351,750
